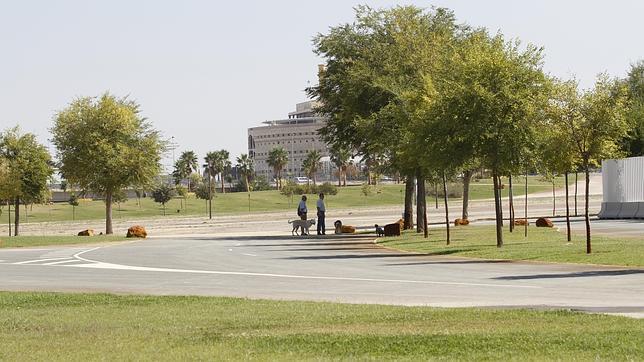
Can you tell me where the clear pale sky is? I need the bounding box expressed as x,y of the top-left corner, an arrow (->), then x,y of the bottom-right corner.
1,0 -> 642,171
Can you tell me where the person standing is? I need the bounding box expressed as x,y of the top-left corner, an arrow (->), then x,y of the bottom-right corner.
317,193 -> 326,235
297,195 -> 308,235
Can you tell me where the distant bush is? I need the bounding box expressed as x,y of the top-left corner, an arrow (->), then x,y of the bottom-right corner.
252,176 -> 272,191
194,182 -> 215,200
318,182 -> 338,196
280,181 -> 298,197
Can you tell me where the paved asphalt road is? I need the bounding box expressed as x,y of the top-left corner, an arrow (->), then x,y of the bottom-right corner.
1,234 -> 643,318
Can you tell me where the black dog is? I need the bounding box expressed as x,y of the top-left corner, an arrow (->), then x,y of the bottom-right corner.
375,224 -> 385,237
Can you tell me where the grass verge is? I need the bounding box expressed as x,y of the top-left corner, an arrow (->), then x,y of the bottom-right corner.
378,225 -> 644,267
0,235 -> 127,248
0,292 -> 642,361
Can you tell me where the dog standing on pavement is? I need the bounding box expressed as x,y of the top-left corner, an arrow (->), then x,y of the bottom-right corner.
289,219 -> 316,236
375,224 -> 385,237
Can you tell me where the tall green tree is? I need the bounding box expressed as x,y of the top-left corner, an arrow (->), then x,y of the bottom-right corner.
52,93 -> 164,234
0,127 -> 53,236
236,154 -> 254,193
310,6 -> 460,234
539,80 -> 581,241
556,75 -> 629,253
267,147 -> 289,189
302,150 -> 322,185
428,30 -> 549,247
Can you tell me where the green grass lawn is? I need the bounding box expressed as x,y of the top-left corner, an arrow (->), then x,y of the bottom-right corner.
0,235 -> 127,248
0,292 -> 641,361
0,175 -> 570,224
378,225 -> 644,267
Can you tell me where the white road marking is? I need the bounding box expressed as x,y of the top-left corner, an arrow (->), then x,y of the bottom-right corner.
14,257 -> 72,265
70,250 -> 539,290
241,253 -> 257,257
41,259 -> 82,266
8,245 -> 542,290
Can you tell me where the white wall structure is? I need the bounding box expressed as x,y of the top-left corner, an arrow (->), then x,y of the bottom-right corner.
599,156 -> 644,219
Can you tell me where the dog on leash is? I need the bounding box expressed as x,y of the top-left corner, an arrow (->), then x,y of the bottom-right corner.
375,224 -> 385,237
289,219 -> 316,236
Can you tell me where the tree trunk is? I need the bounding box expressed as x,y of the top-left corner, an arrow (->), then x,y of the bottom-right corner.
416,169 -> 426,235
565,171 -> 571,242
343,167 -> 347,187
434,183 -> 438,209
442,171 -> 450,245
338,167 -> 342,186
509,174 -> 514,232
423,197 -> 428,239
498,175 -> 504,227
492,170 -> 503,247
14,197 -> 20,236
525,170 -> 528,237
574,172 -> 578,216
552,179 -> 556,217
105,190 -> 113,235
403,176 -> 414,229
7,200 -> 11,237
462,169 -> 472,220
585,165 -> 591,254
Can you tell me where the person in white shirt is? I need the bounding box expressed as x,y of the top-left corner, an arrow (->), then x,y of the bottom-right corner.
316,193 -> 326,235
297,195 -> 308,235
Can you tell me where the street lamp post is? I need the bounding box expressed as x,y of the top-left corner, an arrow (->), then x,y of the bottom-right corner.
208,168 -> 213,220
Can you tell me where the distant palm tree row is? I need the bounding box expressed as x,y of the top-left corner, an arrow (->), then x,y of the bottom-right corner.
172,147 -> 354,193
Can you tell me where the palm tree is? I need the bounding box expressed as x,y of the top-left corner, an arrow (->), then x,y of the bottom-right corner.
205,150 -> 231,193
330,146 -> 351,187
236,153 -> 254,193
267,147 -> 289,189
175,150 -> 199,191
303,150 -> 321,186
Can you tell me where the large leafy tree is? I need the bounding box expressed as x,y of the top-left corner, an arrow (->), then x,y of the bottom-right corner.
267,147 -> 289,189
0,127 -> 53,236
52,93 -> 164,234
310,6 -> 460,233
302,150 -> 322,185
236,154 -> 254,193
426,30 -> 549,247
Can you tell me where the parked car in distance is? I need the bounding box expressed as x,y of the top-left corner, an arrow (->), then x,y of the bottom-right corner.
294,176 -> 311,184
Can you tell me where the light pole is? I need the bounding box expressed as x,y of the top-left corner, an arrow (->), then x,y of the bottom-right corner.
208,168 -> 213,220
170,136 -> 176,163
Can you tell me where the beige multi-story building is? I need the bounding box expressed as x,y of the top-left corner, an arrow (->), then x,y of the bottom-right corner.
248,100 -> 330,180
